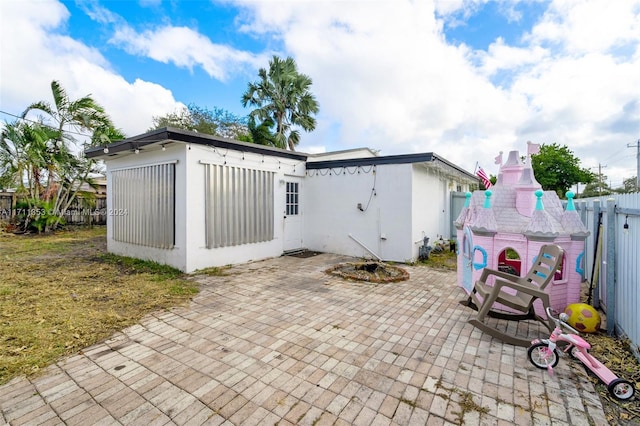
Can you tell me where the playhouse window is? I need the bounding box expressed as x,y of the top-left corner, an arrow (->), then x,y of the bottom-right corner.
554,256 -> 566,281
111,163 -> 175,249
498,248 -> 521,276
204,164 -> 274,248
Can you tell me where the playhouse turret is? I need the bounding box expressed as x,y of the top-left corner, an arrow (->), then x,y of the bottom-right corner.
561,191 -> 590,240
515,158 -> 542,217
524,189 -> 559,240
500,150 -> 523,185
471,190 -> 497,234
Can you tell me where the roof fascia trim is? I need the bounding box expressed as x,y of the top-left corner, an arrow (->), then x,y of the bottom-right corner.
306,153 -> 435,169
85,127 -> 307,161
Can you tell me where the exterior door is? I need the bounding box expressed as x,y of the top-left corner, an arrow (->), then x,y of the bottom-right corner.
283,178 -> 303,251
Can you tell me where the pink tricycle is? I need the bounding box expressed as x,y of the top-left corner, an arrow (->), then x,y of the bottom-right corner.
527,307 -> 635,401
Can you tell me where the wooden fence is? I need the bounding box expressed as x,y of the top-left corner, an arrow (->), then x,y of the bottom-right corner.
0,192 -> 107,226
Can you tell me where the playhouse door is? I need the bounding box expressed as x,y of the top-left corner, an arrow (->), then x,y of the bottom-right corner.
283,177 -> 304,252
461,226 -> 474,293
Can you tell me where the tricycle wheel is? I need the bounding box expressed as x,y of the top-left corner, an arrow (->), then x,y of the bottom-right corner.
527,342 -> 559,369
569,346 -> 581,360
607,378 -> 635,401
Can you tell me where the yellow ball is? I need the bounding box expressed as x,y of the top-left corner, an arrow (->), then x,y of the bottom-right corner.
565,303 -> 601,333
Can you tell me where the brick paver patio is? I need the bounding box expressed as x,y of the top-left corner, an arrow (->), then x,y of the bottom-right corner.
1,253 -> 608,425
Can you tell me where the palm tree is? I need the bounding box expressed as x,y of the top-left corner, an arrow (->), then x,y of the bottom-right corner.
0,121 -> 63,230
21,81 -> 113,195
91,123 -> 126,148
246,116 -> 277,146
242,56 -> 319,151
22,80 -> 112,148
0,121 -> 58,199
17,80 -> 120,231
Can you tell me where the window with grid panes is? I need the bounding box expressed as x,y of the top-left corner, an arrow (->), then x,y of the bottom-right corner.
286,181 -> 299,215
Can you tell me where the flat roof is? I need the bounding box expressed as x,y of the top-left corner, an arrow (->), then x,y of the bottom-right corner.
85,127 -> 308,161
85,127 -> 476,181
306,153 -> 477,181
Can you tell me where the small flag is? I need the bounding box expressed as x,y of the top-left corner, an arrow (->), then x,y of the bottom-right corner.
527,141 -> 540,156
476,166 -> 492,189
494,151 -> 503,165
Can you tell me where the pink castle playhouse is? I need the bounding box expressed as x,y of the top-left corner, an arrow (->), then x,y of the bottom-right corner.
455,143 -> 589,315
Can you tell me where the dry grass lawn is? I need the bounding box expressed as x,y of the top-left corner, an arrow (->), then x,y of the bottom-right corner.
0,226 -> 198,385
419,249 -> 457,271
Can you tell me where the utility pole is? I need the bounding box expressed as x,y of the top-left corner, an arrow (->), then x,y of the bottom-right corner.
596,163 -> 607,195
628,139 -> 640,188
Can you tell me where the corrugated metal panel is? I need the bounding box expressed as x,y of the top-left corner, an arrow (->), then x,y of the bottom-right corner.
111,163 -> 175,249
204,164 -> 274,248
614,193 -> 640,353
577,193 -> 640,358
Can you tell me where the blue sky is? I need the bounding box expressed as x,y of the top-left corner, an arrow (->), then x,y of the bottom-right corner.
1,0 -> 639,187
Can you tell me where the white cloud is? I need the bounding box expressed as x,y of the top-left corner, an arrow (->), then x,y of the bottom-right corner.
433,0 -> 481,17
527,0 -> 640,55
3,0 -> 638,187
230,0 -> 531,164
228,0 -> 640,184
478,38 -> 549,76
0,0 -> 182,137
77,0 -> 264,82
512,53 -> 639,135
110,25 -> 261,81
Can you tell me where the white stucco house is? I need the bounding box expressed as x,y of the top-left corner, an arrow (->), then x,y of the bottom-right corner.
85,127 -> 478,272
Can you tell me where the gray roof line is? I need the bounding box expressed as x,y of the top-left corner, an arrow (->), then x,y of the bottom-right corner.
84,127 -> 308,161
84,128 -> 476,181
306,152 -> 477,180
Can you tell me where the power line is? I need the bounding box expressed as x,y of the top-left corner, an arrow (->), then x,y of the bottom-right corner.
0,109 -> 94,138
601,147 -> 627,163
602,151 -> 634,166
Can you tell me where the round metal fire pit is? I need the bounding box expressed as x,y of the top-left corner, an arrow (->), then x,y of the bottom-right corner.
325,261 -> 409,283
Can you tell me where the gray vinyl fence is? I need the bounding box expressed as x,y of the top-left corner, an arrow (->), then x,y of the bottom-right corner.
575,192 -> 640,360
450,192 -> 468,239
0,192 -> 106,226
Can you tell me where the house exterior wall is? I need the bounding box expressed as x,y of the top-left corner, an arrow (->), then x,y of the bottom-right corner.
105,144 -> 188,271
411,165 -> 451,258
182,144 -> 306,272
304,163 -> 414,262
97,132 -> 477,271
104,142 -> 307,272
